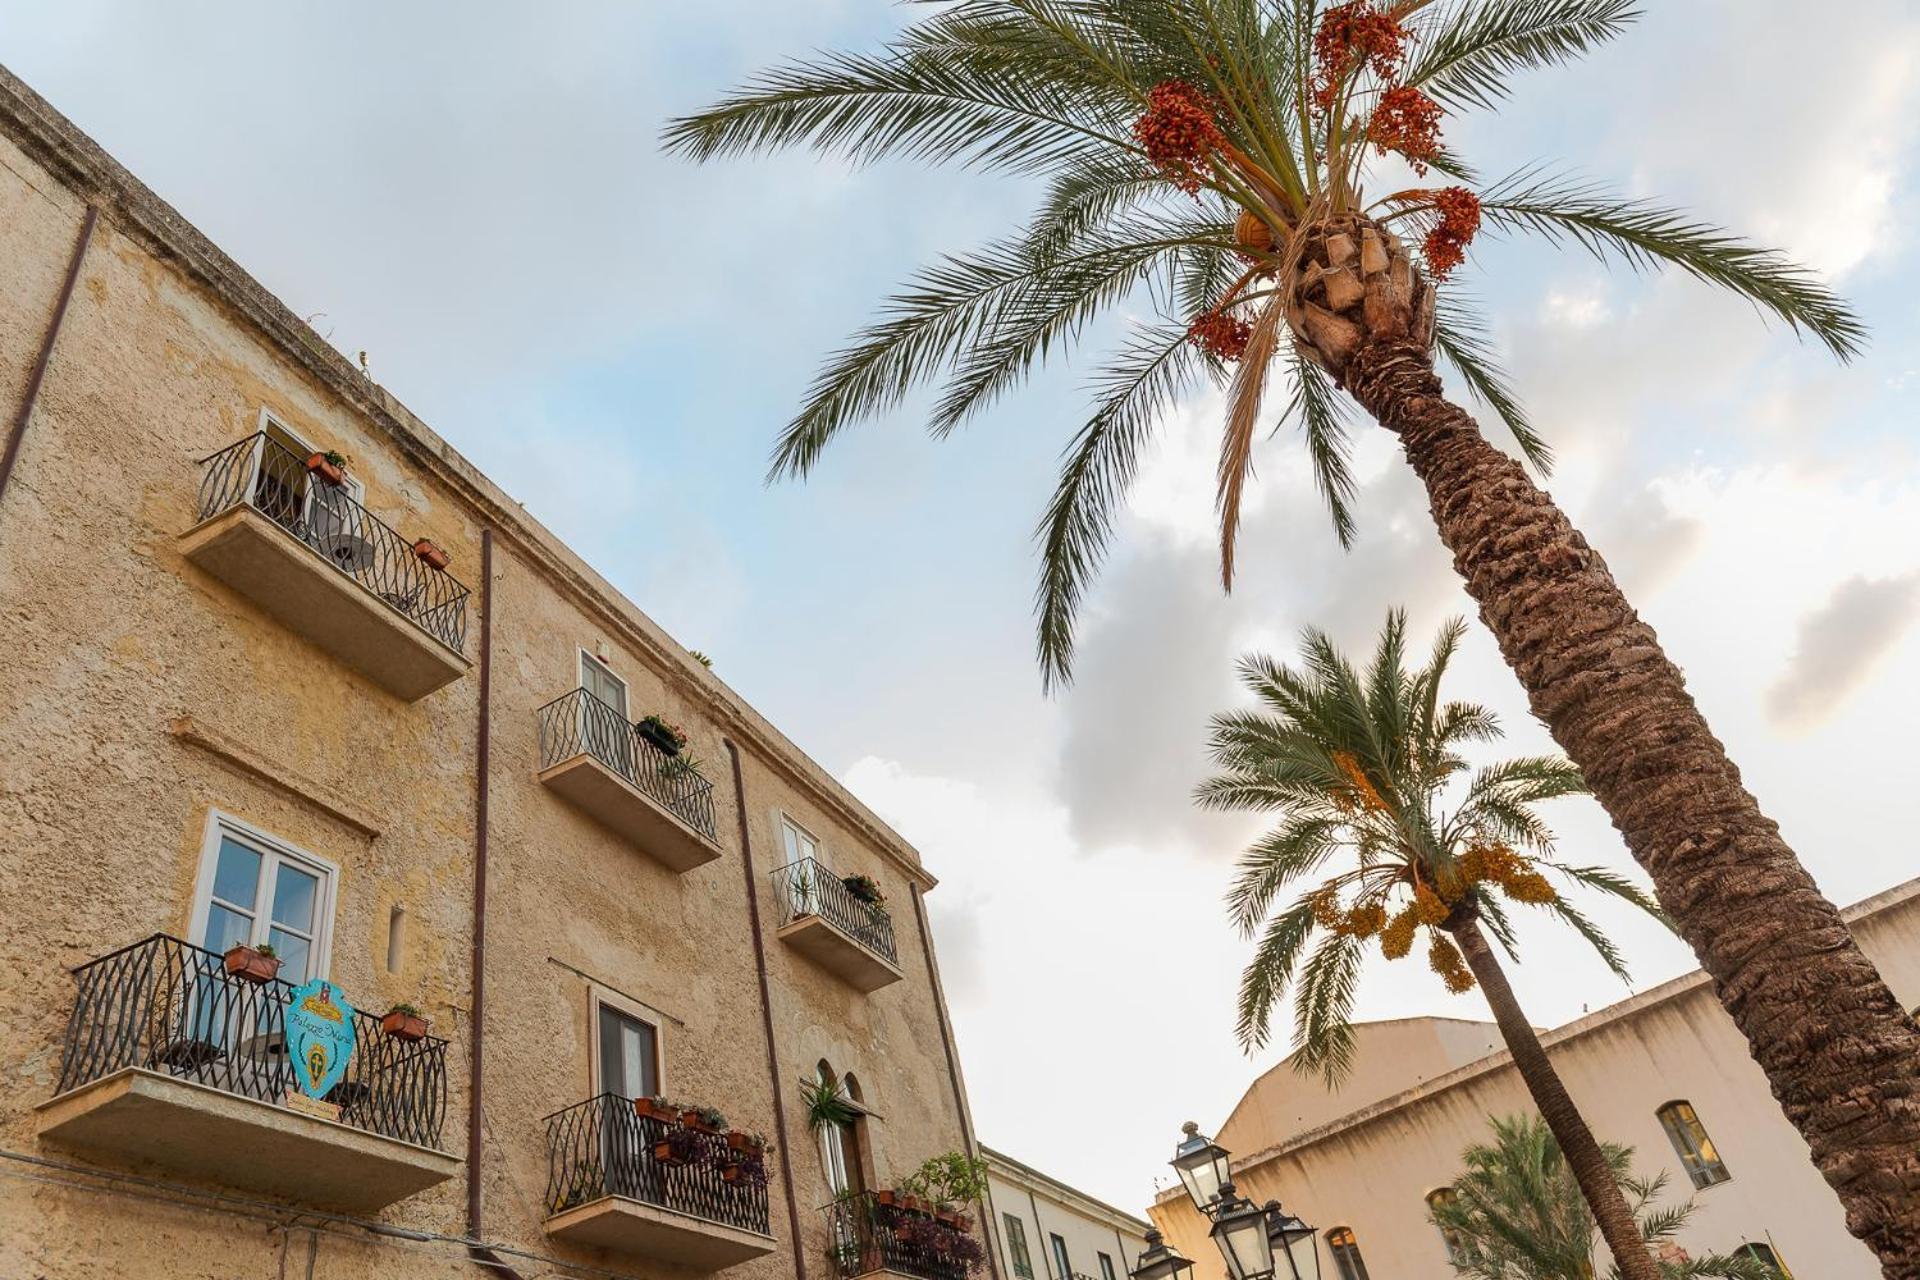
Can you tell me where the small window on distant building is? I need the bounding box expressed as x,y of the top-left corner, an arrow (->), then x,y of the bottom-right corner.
1098,1252 -> 1117,1280
1327,1229 -> 1370,1280
1003,1214 -> 1034,1280
1656,1101 -> 1730,1188
1050,1233 -> 1072,1280
1426,1187 -> 1468,1265
1736,1243 -> 1790,1278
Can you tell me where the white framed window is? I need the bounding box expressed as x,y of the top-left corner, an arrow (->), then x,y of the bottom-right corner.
1657,1100 -> 1730,1188
188,810 -> 338,985
249,407 -> 364,525
589,987 -> 664,1101
781,813 -> 820,865
580,649 -> 629,717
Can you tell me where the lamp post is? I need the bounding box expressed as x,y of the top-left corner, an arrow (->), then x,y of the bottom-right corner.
1208,1184 -> 1276,1280
1130,1231 -> 1197,1280
1172,1122 -> 1233,1212
1263,1202 -> 1320,1280
1166,1125 -> 1316,1280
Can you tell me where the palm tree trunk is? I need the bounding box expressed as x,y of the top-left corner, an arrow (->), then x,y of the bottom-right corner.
1450,914 -> 1661,1280
1345,336 -> 1920,1277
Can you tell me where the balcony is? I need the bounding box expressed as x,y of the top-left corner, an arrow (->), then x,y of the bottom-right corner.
772,858 -> 903,993
823,1192 -> 979,1280
544,1095 -> 775,1267
36,935 -> 456,1211
536,688 -> 723,872
180,432 -> 471,700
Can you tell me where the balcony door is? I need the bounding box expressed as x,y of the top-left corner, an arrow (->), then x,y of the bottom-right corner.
248,412 -> 363,541
595,1002 -> 661,1203
580,651 -> 635,779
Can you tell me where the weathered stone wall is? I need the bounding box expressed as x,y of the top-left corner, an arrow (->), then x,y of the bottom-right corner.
0,65 -> 973,1280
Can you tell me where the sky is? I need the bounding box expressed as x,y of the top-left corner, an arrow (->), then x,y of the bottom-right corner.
5,0 -> 1919,1217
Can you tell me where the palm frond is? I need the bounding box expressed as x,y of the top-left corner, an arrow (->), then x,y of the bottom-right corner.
1218,295 -> 1289,588
1035,322 -> 1200,688
1405,0 -> 1640,111
1290,929 -> 1366,1080
1279,346 -> 1359,546
1480,170 -> 1867,360
1236,894 -> 1319,1052
1432,292 -> 1552,473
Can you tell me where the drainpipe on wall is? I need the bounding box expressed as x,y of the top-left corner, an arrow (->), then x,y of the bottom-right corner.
910,885 -> 1006,1280
464,529 -> 528,1280
726,737 -> 811,1280
0,203 -> 97,520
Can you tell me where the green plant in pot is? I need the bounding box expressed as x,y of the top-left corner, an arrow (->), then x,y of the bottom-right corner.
841,873 -> 885,907
636,714 -> 688,757
800,1073 -> 858,1133
380,1001 -> 429,1042
222,941 -> 280,984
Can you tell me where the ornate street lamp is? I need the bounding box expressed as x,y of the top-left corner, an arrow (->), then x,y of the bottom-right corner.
1172,1121 -> 1233,1212
1208,1184 -> 1276,1280
1131,1231 -> 1196,1280
1264,1202 -> 1320,1280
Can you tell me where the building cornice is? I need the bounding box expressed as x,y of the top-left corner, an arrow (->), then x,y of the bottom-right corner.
1154,874 -> 1920,1205
0,61 -> 933,891
983,1145 -> 1154,1237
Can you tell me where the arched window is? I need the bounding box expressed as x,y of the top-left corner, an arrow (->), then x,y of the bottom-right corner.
813,1061 -> 868,1197
1426,1188 -> 1468,1265
1656,1101 -> 1730,1189
1326,1229 -> 1370,1280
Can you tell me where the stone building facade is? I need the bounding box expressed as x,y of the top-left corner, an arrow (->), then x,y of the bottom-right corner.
1145,880 -> 1920,1280
0,65 -> 990,1280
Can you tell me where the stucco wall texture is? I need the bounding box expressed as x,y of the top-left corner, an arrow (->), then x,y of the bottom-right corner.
0,67 -> 977,1280
1147,886 -> 1920,1280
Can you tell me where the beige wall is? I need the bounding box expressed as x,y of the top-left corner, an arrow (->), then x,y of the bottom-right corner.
0,68 -> 976,1280
1148,884 -> 1920,1280
985,1149 -> 1150,1280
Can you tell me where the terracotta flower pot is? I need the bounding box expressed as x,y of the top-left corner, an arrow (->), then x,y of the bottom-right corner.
684,1113 -> 721,1135
412,538 -> 450,571
654,1139 -> 690,1167
727,1131 -> 765,1155
305,453 -> 346,486
635,1097 -> 678,1123
874,1190 -> 899,1207
381,1009 -> 428,1042
222,945 -> 281,985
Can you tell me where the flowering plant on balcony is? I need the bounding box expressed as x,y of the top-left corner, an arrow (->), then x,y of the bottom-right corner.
653,1124 -> 705,1167
841,873 -> 885,907
685,1104 -> 729,1133
636,714 -> 689,756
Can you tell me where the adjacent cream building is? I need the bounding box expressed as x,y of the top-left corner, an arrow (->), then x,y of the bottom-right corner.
984,1147 -> 1152,1280
1147,880 -> 1920,1280
0,64 -> 998,1280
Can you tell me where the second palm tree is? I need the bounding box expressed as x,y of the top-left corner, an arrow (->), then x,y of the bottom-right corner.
1199,612 -> 1666,1280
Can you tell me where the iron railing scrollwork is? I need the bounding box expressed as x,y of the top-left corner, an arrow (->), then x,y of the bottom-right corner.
195,432 -> 470,652
822,1191 -> 970,1280
544,1094 -> 771,1234
772,857 -> 898,966
536,687 -> 719,841
54,934 -> 449,1148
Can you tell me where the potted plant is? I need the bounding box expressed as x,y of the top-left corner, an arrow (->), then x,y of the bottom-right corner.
945,1228 -> 988,1274
635,1095 -> 681,1123
412,538 -> 451,571
873,1188 -> 899,1208
726,1129 -> 770,1157
222,941 -> 280,984
381,1002 -> 428,1041
722,1148 -> 768,1187
653,1125 -> 704,1168
841,873 -> 885,906
636,714 -> 688,757
684,1104 -> 728,1134
305,450 -> 348,486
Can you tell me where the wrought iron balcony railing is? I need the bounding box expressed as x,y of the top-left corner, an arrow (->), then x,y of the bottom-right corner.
537,687 -> 719,841
772,857 -> 898,967
54,934 -> 449,1148
195,432 -> 471,653
822,1191 -> 970,1280
545,1094 -> 771,1235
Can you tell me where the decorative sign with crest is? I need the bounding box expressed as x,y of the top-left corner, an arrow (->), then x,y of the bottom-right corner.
284,978 -> 357,1101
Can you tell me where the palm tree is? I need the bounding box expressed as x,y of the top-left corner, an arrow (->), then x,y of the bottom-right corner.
1430,1115 -> 1777,1280
1198,610 -> 1668,1280
663,3 -> 1920,1267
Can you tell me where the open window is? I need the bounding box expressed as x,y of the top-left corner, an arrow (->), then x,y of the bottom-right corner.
1656,1101 -> 1730,1189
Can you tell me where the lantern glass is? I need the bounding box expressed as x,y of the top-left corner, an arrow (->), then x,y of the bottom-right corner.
1267,1209 -> 1319,1280
1210,1192 -> 1275,1280
1131,1232 -> 1195,1280
1172,1124 -> 1232,1211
